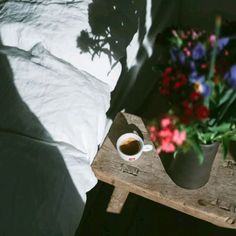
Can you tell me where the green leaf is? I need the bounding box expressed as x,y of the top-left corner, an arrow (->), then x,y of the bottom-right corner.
191,141 -> 204,165
207,123 -> 231,133
197,131 -> 217,144
173,150 -> 178,159
219,88 -> 234,106
218,92 -> 236,122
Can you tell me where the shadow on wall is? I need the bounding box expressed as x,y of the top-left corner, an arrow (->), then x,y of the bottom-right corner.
0,40 -> 84,236
76,0 -> 180,118
106,0 -> 181,118
76,0 -> 152,119
77,0 -> 141,64
179,0 -> 236,31
114,0 -> 180,117
77,0 -> 236,120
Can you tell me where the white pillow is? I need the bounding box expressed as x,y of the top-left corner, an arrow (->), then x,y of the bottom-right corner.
0,0 -> 121,91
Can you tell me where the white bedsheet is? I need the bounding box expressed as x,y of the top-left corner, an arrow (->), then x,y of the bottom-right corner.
0,43 -> 111,201
0,1 -> 123,234
0,0 -> 125,201
0,0 -> 122,91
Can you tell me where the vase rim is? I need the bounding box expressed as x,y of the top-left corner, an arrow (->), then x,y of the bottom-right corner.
200,142 -> 219,147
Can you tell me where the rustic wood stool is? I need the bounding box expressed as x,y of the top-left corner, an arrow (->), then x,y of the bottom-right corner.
92,112 -> 236,229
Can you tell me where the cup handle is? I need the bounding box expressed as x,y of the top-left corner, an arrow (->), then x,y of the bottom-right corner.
143,144 -> 153,152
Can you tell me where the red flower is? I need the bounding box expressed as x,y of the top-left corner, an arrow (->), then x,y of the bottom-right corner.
173,74 -> 187,89
174,81 -> 183,89
162,76 -> 171,86
184,106 -> 193,117
189,92 -> 201,102
179,74 -> 187,85
180,116 -> 190,124
200,63 -> 208,69
213,76 -> 220,85
195,105 -> 209,120
163,67 -> 173,77
182,100 -> 190,108
160,88 -> 169,95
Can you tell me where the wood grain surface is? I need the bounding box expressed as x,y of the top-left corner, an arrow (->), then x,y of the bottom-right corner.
92,112 -> 236,229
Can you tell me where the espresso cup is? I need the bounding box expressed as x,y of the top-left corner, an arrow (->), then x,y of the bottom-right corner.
116,133 -> 153,162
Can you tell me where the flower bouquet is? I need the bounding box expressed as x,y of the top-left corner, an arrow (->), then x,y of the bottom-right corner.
148,17 -> 236,164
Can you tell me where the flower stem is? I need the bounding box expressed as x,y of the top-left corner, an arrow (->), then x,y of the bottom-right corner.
207,16 -> 221,81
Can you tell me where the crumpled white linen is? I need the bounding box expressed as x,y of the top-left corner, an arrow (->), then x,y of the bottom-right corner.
0,0 -> 121,91
0,43 -> 111,201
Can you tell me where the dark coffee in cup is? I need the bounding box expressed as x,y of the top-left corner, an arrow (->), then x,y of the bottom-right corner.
119,138 -> 141,155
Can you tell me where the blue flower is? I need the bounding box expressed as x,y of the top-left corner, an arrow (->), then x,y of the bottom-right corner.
170,48 -> 186,64
178,51 -> 186,64
189,61 -> 197,74
170,47 -> 178,62
224,65 -> 236,88
217,37 -> 229,51
192,43 -> 206,60
189,74 -> 211,97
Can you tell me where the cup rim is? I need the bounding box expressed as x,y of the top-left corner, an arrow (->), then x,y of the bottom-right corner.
116,133 -> 143,157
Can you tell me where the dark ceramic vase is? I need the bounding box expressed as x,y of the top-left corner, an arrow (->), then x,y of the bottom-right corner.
166,142 -> 219,190
229,141 -> 236,161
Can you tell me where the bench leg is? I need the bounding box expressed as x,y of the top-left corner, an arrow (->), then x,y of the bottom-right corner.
106,187 -> 129,214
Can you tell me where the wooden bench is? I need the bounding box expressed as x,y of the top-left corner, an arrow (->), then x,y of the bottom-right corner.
92,112 -> 236,229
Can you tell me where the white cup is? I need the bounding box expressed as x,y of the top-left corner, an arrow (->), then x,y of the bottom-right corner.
116,133 -> 153,162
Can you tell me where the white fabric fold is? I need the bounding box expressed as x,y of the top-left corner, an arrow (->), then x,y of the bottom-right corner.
0,44 -> 111,201
0,0 -> 121,91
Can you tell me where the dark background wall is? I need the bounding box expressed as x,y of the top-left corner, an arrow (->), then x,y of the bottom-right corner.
108,0 -> 236,118
180,0 -> 236,31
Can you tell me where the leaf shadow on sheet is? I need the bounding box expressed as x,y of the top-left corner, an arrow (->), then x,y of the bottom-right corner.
77,0 -> 140,68
0,39 -> 84,236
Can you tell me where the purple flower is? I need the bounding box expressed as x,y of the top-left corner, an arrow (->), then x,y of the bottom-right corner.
224,65 -> 236,88
170,48 -> 186,64
178,51 -> 186,64
189,75 -> 211,97
192,43 -> 206,60
170,47 -> 178,62
190,60 -> 196,72
217,37 -> 229,51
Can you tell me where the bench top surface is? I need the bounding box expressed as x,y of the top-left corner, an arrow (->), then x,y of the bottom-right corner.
92,112 -> 236,229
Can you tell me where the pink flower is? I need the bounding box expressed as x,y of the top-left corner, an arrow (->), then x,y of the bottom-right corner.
209,34 -> 216,46
150,133 -> 157,142
172,129 -> 187,146
183,47 -> 191,57
149,125 -> 157,133
148,125 -> 159,142
192,31 -> 198,40
156,147 -> 162,155
158,129 -> 173,139
161,117 -> 172,128
160,140 -> 176,153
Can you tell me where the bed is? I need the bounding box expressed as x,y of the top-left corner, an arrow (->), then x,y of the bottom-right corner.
0,0 -> 124,235
0,0 -> 175,235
